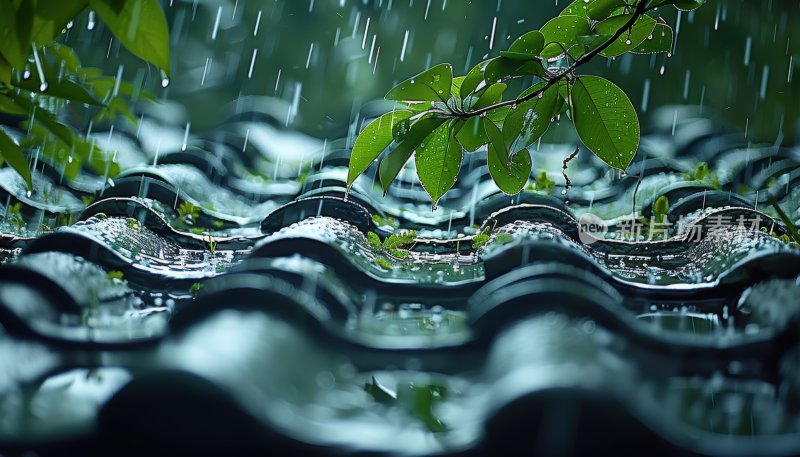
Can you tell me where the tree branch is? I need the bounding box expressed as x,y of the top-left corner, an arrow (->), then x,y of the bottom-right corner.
457,0 -> 651,119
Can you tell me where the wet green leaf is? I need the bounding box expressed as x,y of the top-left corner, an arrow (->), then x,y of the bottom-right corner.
485,57 -> 545,83
11,56 -> 104,105
504,30 -> 544,58
484,119 -> 531,195
348,110 -> 413,186
90,0 -> 170,76
540,15 -> 591,58
596,14 -> 657,58
588,0 -> 627,20
504,83 -> 559,154
570,75 -> 639,170
0,56 -> 12,87
473,83 -> 506,110
0,0 -> 34,69
415,122 -> 463,208
30,0 -> 88,45
632,23 -> 673,54
385,63 -> 452,102
0,127 -> 32,190
653,195 -> 669,219
649,0 -> 706,11
455,116 -> 488,152
378,117 -> 446,193
460,59 -> 489,100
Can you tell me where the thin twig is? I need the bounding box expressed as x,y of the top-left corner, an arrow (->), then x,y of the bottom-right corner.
562,145 -> 579,190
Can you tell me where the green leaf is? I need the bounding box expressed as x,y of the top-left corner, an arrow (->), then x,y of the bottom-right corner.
30,0 -> 88,45
575,34 -> 612,58
674,0 -> 706,10
460,60 -> 489,100
385,63 -> 452,102
504,30 -> 544,58
570,75 -> 639,170
588,0 -> 626,20
415,122 -> 463,208
560,0 -> 591,17
378,117 -> 446,193
649,0 -> 705,11
454,105 -> 512,152
347,110 -> 413,186
455,116 -> 487,152
473,83 -> 506,110
653,195 -> 669,218
0,94 -> 24,115
450,76 -> 465,100
0,56 -> 11,86
484,119 -> 531,195
504,83 -> 559,154
90,0 -> 170,76
0,128 -> 32,190
540,15 -> 591,59
484,57 -> 545,84
11,56 -> 104,105
0,0 -> 34,69
632,23 -> 673,54
596,14 -> 657,58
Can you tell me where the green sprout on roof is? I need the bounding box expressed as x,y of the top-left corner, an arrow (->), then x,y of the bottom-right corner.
372,257 -> 393,270
526,171 -> 556,194
189,282 -> 203,296
684,162 -> 720,189
178,201 -> 201,222
372,214 -> 400,229
472,226 -> 492,249
105,270 -> 125,282
125,217 -> 141,231
368,230 -> 417,267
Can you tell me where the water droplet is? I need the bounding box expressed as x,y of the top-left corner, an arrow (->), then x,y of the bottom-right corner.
625,39 -> 632,45
161,78 -> 170,87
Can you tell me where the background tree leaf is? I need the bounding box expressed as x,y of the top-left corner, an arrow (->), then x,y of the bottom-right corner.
385,63 -> 452,102
90,0 -> 170,76
415,123 -> 463,208
347,110 -> 413,185
570,75 -> 639,170
0,128 -> 32,190
378,117 -> 445,193
484,119 -> 531,195
596,14 -> 657,58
